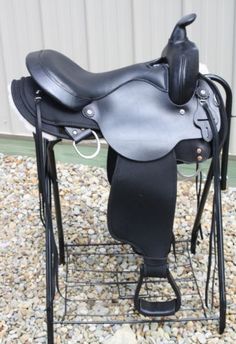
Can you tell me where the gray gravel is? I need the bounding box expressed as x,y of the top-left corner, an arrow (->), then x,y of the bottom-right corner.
0,153 -> 235,343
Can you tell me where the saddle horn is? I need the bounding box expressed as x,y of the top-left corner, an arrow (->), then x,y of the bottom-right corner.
162,13 -> 199,105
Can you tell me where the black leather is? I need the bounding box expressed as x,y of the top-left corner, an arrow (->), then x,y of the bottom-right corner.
161,13 -> 199,105
11,73 -> 220,162
11,77 -> 99,139
82,79 -> 220,161
26,50 -> 167,110
107,151 -> 177,257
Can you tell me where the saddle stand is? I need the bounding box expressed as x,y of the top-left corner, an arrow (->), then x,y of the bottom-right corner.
10,14 -> 232,343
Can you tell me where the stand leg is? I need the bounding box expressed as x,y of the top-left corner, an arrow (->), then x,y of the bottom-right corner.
45,170 -> 56,344
215,186 -> 226,333
34,134 -> 56,344
47,141 -> 65,265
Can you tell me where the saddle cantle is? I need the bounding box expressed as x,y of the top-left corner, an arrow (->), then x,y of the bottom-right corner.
10,12 -> 230,328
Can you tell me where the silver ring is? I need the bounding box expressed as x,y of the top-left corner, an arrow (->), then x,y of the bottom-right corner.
73,130 -> 101,159
177,166 -> 202,179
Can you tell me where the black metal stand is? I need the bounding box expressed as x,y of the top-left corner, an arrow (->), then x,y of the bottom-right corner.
47,141 -> 65,265
31,75 -> 233,343
32,138 -> 233,343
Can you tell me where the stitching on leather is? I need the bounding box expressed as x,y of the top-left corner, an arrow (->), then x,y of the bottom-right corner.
178,55 -> 186,102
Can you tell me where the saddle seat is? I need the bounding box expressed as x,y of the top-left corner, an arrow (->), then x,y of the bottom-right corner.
26,49 -> 167,111
26,14 -> 199,112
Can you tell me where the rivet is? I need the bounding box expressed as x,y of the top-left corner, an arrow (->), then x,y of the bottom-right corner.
179,109 -> 185,115
196,148 -> 202,154
72,130 -> 78,135
197,155 -> 203,161
86,109 -> 93,116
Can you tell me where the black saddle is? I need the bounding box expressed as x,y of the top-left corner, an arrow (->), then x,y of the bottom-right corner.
11,13 -> 229,319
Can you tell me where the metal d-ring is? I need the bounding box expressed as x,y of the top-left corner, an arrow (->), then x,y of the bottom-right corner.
73,130 -> 101,159
177,165 -> 202,179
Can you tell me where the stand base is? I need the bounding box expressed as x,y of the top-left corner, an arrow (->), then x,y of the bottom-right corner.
51,238 -> 233,327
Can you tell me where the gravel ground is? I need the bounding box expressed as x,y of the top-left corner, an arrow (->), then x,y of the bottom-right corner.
0,153 -> 235,344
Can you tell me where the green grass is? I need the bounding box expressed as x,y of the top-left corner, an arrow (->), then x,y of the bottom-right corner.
0,136 -> 236,186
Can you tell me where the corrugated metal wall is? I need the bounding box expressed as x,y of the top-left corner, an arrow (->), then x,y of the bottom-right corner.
0,0 -> 236,154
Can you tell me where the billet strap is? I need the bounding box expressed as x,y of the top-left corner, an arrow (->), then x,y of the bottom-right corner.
134,262 -> 181,316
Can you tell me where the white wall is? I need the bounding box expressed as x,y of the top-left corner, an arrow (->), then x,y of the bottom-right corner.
0,0 -> 235,154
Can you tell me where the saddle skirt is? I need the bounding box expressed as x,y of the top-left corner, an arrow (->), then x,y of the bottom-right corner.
11,61 -> 220,162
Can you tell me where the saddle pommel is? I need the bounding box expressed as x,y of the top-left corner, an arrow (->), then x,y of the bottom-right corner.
162,13 -> 199,105
170,13 -> 196,43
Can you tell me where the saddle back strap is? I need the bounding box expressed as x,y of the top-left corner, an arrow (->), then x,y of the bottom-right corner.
107,150 -> 181,316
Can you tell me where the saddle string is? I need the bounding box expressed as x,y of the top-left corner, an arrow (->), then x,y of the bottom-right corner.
204,74 -> 233,190
201,75 -> 229,154
195,166 -> 203,240
201,100 -> 222,308
34,93 -> 61,302
191,74 -> 229,251
200,76 -> 228,309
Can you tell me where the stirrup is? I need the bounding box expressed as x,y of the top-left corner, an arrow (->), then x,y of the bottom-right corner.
134,263 -> 181,316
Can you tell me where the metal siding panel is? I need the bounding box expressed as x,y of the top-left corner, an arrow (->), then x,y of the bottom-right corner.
0,0 -> 43,79
40,0 -> 89,67
84,0 -> 105,71
182,0 -> 235,82
183,0 -> 236,154
85,0 -> 133,71
0,0 -> 235,155
0,33 -> 12,134
230,1 -> 236,155
0,0 -> 43,135
132,0 -> 182,62
116,0 -> 134,66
